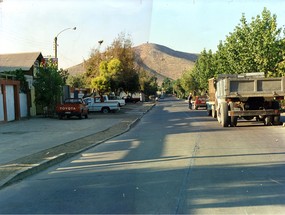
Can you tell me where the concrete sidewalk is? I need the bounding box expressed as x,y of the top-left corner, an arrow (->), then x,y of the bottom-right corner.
0,102 -> 155,189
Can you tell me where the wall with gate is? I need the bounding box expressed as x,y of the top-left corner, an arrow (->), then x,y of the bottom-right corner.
0,80 -> 20,122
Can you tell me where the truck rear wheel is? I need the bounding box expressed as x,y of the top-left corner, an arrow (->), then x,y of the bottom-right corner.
273,115 -> 280,125
221,102 -> 229,127
212,105 -> 217,118
264,116 -> 273,126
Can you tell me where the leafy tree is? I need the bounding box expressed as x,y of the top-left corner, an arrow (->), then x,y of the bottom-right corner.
66,74 -> 86,88
139,69 -> 158,98
33,60 -> 64,112
14,69 -> 29,93
172,79 -> 186,98
161,78 -> 173,94
216,8 -> 285,77
84,48 -> 103,86
85,32 -> 140,95
191,49 -> 215,92
180,71 -> 199,95
90,75 -> 110,97
180,8 -> 285,95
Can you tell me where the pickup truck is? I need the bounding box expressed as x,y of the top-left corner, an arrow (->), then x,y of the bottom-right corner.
103,95 -> 126,107
56,98 -> 88,119
83,97 -> 120,113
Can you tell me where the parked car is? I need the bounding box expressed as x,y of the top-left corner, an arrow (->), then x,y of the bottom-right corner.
193,96 -> 207,110
123,95 -> 140,103
83,97 -> 120,113
56,98 -> 88,119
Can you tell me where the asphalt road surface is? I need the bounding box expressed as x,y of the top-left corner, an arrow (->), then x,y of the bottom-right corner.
0,97 -> 284,214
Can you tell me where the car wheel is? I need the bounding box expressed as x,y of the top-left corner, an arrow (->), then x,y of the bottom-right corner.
102,107 -> 110,114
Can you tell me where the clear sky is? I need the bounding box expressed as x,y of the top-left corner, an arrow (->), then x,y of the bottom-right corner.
1,0 -> 285,69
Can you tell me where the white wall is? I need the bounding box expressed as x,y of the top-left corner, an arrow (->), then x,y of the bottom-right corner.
0,93 -> 4,121
6,85 -> 15,121
20,93 -> 28,118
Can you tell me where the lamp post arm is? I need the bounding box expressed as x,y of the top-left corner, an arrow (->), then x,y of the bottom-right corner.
56,27 -> 76,38
54,27 -> 76,60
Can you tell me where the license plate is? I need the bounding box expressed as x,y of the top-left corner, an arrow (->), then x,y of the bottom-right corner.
65,112 -> 71,114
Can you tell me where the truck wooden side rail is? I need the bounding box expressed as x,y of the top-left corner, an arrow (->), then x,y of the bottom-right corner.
207,73 -> 285,127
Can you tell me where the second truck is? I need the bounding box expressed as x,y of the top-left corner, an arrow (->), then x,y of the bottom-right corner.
207,73 -> 285,127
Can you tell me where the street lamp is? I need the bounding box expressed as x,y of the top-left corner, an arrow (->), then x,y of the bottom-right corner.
54,27 -> 76,60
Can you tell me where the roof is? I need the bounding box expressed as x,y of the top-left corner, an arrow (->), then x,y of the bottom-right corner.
0,52 -> 43,73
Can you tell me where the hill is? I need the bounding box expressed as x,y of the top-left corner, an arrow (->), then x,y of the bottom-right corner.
67,43 -> 198,84
134,43 -> 198,83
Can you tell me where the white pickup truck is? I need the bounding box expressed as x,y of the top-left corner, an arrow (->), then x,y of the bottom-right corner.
83,97 -> 120,113
103,95 -> 126,107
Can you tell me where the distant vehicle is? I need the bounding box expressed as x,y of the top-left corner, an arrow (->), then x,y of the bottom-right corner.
83,97 -> 120,113
193,96 -> 207,110
123,95 -> 140,103
56,98 -> 88,119
103,95 -> 126,107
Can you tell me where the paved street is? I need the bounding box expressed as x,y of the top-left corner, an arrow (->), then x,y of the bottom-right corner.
0,103 -> 153,189
0,97 -> 285,214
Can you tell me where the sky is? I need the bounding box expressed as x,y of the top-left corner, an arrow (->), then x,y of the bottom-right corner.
1,0 -> 285,69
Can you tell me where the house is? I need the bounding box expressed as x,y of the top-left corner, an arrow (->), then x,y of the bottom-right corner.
0,52 -> 44,122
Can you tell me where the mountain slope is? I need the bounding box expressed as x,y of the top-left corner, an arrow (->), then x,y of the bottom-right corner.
134,43 -> 198,83
67,43 -> 198,83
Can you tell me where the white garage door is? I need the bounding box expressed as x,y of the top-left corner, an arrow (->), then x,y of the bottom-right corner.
6,85 -> 15,121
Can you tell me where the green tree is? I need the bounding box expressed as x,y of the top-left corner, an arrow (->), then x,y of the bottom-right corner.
85,32 -> 140,95
90,75 -> 110,96
14,69 -> 29,93
66,74 -> 86,88
161,78 -> 173,94
139,69 -> 158,99
33,60 -> 64,112
173,79 -> 186,98
216,8 -> 285,77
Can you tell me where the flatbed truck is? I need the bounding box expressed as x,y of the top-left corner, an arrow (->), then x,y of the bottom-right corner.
207,73 -> 285,127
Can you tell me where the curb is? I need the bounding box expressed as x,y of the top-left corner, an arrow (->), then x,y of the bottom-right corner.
0,103 -> 156,190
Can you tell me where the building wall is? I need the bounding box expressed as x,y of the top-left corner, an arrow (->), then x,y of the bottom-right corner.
0,88 -> 4,121
0,79 -> 20,122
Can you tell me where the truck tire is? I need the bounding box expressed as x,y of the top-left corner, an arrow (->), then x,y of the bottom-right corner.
102,107 -> 110,114
217,105 -> 221,123
212,105 -> 217,118
207,109 -> 212,116
78,113 -> 82,119
273,115 -> 280,125
229,102 -> 238,127
264,116 -> 273,126
221,102 -> 229,127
